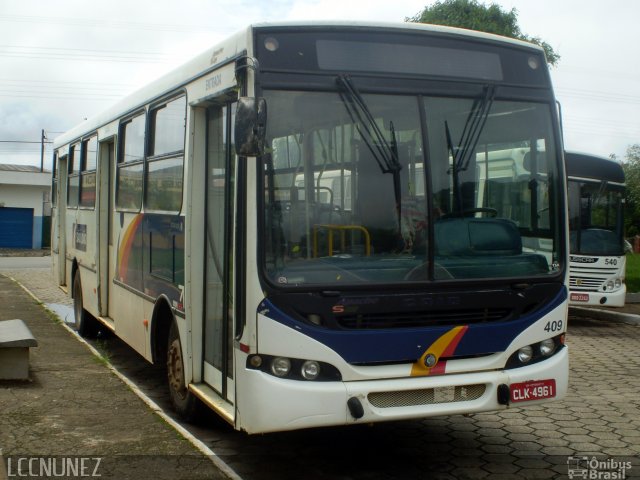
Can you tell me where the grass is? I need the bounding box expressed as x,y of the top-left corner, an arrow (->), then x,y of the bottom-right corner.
43,307 -> 63,325
626,253 -> 640,293
92,339 -> 112,367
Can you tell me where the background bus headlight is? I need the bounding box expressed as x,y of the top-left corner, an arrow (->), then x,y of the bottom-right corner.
271,357 -> 291,377
301,360 -> 320,380
517,346 -> 533,363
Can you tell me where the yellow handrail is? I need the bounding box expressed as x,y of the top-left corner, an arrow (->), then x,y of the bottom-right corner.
312,224 -> 371,257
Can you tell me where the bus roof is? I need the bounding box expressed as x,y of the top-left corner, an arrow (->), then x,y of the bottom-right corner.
565,151 -> 625,184
53,21 -> 544,150
251,20 -> 545,51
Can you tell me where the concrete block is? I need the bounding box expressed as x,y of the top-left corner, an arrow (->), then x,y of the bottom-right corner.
0,319 -> 37,380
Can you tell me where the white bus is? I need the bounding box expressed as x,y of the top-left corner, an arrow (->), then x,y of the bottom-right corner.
565,152 -> 626,307
51,22 -> 569,434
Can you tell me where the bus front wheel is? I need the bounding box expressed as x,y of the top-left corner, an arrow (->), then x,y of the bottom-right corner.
167,321 -> 199,421
72,273 -> 98,338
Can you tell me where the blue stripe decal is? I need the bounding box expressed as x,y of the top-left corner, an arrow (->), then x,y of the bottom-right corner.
259,287 -> 567,364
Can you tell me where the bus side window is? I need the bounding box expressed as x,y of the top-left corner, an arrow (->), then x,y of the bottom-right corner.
67,143 -> 80,209
79,136 -> 97,209
145,95 -> 186,213
116,113 -> 145,211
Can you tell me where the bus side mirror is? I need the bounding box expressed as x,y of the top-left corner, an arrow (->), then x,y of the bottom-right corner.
234,97 -> 267,157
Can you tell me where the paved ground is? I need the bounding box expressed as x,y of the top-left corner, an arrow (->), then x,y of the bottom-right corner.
0,273 -> 227,480
2,260 -> 640,479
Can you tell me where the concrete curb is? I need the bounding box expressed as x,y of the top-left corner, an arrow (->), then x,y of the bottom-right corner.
7,275 -> 244,480
626,292 -> 640,303
570,306 -> 640,326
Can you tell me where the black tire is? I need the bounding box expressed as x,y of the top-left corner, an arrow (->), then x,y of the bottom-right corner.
167,320 -> 199,421
72,273 -> 99,338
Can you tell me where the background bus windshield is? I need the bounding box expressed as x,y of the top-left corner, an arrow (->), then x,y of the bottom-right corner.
262,89 -> 560,286
568,181 -> 624,256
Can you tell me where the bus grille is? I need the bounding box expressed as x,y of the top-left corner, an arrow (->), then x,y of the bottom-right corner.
337,308 -> 510,329
368,384 -> 486,408
569,275 -> 604,291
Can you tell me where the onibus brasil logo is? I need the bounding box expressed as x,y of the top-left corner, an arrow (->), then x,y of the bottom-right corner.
568,456 -> 633,479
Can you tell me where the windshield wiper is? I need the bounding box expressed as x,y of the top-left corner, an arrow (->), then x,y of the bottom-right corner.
446,85 -> 496,215
336,74 -> 402,229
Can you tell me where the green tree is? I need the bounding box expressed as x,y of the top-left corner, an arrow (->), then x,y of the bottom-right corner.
407,0 -> 560,66
623,144 -> 640,237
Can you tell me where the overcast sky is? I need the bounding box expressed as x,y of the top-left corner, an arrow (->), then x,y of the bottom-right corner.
1,0 -> 638,171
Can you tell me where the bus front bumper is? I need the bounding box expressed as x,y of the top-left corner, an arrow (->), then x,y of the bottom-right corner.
569,286 -> 626,308
237,346 -> 568,434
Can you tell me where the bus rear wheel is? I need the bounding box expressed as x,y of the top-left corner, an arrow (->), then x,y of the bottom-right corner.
72,273 -> 98,338
167,320 -> 199,421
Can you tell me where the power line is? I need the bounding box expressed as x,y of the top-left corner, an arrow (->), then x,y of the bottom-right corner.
564,115 -> 640,129
0,44 -> 172,58
0,13 -> 232,34
0,89 -> 122,99
0,43 -> 174,64
0,85 -> 130,94
563,126 -> 639,141
0,140 -> 52,144
557,89 -> 640,105
0,78 -> 138,88
0,93 -> 119,102
0,51 -> 170,64
0,79 -> 137,101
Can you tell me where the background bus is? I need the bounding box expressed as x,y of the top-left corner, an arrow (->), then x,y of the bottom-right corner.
565,151 -> 626,307
51,21 -> 568,434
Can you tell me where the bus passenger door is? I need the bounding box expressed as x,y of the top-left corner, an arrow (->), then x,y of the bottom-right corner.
53,154 -> 68,286
97,139 -> 114,317
204,104 -> 236,403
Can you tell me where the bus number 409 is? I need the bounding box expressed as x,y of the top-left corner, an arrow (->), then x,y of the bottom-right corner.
544,320 -> 563,332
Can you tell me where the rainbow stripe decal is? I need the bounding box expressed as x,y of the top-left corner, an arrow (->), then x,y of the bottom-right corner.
117,214 -> 143,283
411,325 -> 469,376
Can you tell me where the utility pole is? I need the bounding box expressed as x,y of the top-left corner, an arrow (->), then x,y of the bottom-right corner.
40,129 -> 46,172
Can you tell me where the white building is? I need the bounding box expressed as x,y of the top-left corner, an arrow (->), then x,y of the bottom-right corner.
0,165 -> 51,249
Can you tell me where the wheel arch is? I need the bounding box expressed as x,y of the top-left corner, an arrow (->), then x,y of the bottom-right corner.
150,294 -> 176,366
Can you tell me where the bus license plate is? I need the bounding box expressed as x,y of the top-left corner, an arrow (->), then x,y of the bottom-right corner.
510,379 -> 556,403
570,293 -> 589,302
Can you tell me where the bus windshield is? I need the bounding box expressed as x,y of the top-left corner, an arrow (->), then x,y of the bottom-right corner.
569,180 -> 624,256
262,88 -> 561,287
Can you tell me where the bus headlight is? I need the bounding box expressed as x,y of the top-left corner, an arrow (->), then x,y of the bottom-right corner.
539,338 -> 556,357
517,346 -> 533,363
606,280 -> 614,290
505,334 -> 564,369
247,354 -> 342,381
615,278 -> 622,289
301,360 -> 321,380
271,357 -> 291,377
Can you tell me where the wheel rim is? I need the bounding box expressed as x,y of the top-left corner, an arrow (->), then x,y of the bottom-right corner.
168,338 -> 187,400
